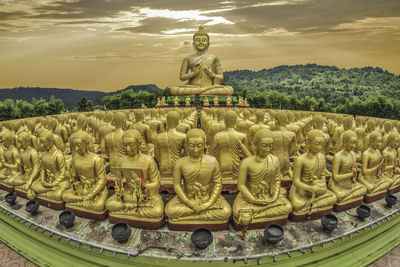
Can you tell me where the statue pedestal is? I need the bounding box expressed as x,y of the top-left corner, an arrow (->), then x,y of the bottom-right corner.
167,221 -> 228,231
0,183 -> 14,192
14,188 -> 28,199
109,214 -> 164,230
36,196 -> 65,210
364,191 -> 387,203
334,197 -> 364,212
388,186 -> 400,195
65,205 -> 108,220
289,207 -> 333,222
232,217 -> 288,230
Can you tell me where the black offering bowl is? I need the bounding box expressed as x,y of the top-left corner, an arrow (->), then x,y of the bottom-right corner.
111,223 -> 132,243
59,210 -> 75,229
264,224 -> 284,244
25,200 -> 39,215
321,214 -> 338,232
356,205 -> 371,220
5,192 -> 16,205
191,228 -> 213,249
385,194 -> 397,208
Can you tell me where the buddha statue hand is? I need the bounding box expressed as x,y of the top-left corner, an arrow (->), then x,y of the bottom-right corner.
311,180 -> 327,196
203,66 -> 215,78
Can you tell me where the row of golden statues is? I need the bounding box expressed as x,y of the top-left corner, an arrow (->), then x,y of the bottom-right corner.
0,108 -> 399,230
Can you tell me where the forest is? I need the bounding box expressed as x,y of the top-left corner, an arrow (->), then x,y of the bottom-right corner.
0,64 -> 399,121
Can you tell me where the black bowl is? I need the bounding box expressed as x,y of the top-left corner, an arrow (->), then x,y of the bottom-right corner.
321,214 -> 338,232
191,228 -> 213,249
25,200 -> 39,215
356,205 -> 371,220
59,210 -> 75,228
385,194 -> 397,207
5,193 -> 16,205
264,224 -> 284,244
111,223 -> 132,243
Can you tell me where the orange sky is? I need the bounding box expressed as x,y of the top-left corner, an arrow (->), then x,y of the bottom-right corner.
0,0 -> 399,92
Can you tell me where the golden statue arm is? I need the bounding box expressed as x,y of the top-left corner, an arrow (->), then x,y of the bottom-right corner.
269,163 -> 282,201
207,163 -> 222,206
142,159 -> 161,194
50,153 -> 67,187
361,153 -> 380,175
173,161 -> 195,208
179,58 -> 200,81
292,159 -> 315,193
3,150 -> 21,169
85,156 -> 106,199
26,151 -> 41,188
237,163 -> 259,204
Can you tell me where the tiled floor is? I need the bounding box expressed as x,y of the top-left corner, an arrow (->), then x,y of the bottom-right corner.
0,240 -> 399,267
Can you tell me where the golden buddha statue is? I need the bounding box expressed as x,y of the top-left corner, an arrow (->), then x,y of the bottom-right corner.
185,96 -> 191,106
209,111 -> 251,187
148,109 -> 165,144
354,116 -> 366,159
25,119 -> 41,151
69,114 -> 95,156
161,96 -> 166,106
248,110 -> 269,154
238,96 -> 244,106
62,131 -> 108,219
381,133 -> 400,193
226,96 -> 232,106
171,26 -> 234,96
358,131 -> 391,202
28,130 -> 70,210
105,129 -> 164,228
9,132 -> 41,198
203,97 -> 210,106
154,111 -> 186,187
244,98 -> 250,107
46,117 -> 66,153
130,110 -> 152,155
213,96 -> 219,106
164,129 -> 231,230
206,109 -> 226,147
232,129 -> 292,230
286,111 -> 303,147
289,130 -> 337,221
382,121 -> 395,150
105,112 -> 126,169
328,130 -> 367,211
156,98 -> 161,107
174,96 -> 179,106
98,112 -> 115,154
0,131 -> 22,191
363,119 -> 377,152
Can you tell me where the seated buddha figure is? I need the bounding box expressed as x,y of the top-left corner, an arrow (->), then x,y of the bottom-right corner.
62,131 -> 108,219
328,130 -> 367,211
8,132 -> 41,198
105,129 -> 164,228
289,130 -> 337,221
165,129 -> 232,230
170,25 -> 234,96
0,131 -> 23,191
358,131 -> 391,202
232,129 -> 292,230
28,130 -> 70,210
381,133 -> 400,193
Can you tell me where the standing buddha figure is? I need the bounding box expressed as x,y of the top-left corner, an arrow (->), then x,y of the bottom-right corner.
289,130 -> 337,221
381,133 -> 400,193
358,131 -> 391,203
171,25 -> 233,96
28,130 -> 70,210
328,130 -> 367,211
232,129 -> 292,230
154,111 -> 186,187
165,129 -> 231,230
62,131 -> 108,219
105,129 -> 164,229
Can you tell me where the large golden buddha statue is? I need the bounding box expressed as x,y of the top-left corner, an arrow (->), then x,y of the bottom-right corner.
381,133 -> 400,194
233,129 -> 292,230
62,131 -> 108,219
358,131 -> 391,202
165,129 -> 231,230
105,129 -> 164,229
328,130 -> 367,211
171,26 -> 234,96
289,130 -> 337,221
28,130 -> 70,210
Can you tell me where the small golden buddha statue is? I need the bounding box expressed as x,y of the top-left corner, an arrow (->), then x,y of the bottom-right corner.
156,98 -> 161,107
238,96 -> 244,106
130,110 -> 152,155
226,96 -> 232,106
358,131 -> 391,202
289,130 -> 337,221
69,114 -> 95,156
382,121 -> 395,150
0,131 -> 22,190
244,98 -> 250,107
28,130 -> 70,210
105,129 -> 164,228
233,129 -> 292,230
174,96 -> 180,106
165,129 -> 232,230
363,119 -> 377,152
46,117 -> 66,153
328,130 -> 367,211
98,112 -> 115,154
171,26 -> 234,96
185,96 -> 191,106
248,110 -> 269,154
10,132 -> 41,197
381,133 -> 400,193
203,97 -> 210,106
206,109 -> 225,146
213,96 -> 219,106
209,111 -> 251,186
62,131 -> 108,219
154,111 -> 186,186
161,97 -> 166,106
148,109 -> 165,144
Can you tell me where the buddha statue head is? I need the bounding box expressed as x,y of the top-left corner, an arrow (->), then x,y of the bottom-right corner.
342,130 -> 357,152
224,110 -> 237,129
343,116 -> 354,131
105,112 -> 114,123
122,129 -> 142,157
384,121 -> 393,133
243,109 -> 250,120
313,115 -> 324,130
72,131 -> 90,156
275,111 -> 287,128
305,130 -> 325,154
255,110 -> 265,123
3,131 -> 15,148
369,131 -> 382,150
46,117 -> 58,131
186,129 -> 206,159
114,111 -> 127,129
193,25 -> 210,53
18,131 -> 30,150
216,109 -> 224,120
388,133 -> 399,149
166,111 -> 180,130
76,114 -> 88,131
135,110 -> 145,122
367,119 -> 376,132
254,129 -> 273,158
40,130 -> 55,151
